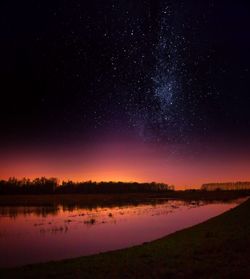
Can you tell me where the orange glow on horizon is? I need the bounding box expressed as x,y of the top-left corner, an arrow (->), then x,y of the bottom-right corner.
1,139 -> 250,190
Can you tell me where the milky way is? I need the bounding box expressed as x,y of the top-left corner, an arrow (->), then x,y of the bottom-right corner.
151,5 -> 186,142
127,3 -> 188,144
0,0 -> 250,147
1,0 -> 250,185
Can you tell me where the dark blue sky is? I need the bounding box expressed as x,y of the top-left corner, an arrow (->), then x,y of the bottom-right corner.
0,0 -> 250,148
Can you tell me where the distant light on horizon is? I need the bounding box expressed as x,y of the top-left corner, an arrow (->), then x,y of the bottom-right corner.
1,138 -> 250,190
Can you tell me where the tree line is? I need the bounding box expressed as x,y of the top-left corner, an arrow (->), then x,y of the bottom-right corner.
0,177 -> 174,194
201,182 -> 250,191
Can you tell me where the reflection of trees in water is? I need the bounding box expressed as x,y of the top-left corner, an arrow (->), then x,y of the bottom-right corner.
60,199 -> 172,212
0,206 -> 59,218
0,200 -> 172,218
0,199 -> 239,218
0,200 -> 171,218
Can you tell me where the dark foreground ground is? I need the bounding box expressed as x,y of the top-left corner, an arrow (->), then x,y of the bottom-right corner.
0,195 -> 249,278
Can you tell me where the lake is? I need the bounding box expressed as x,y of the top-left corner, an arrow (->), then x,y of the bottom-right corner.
0,198 -> 245,268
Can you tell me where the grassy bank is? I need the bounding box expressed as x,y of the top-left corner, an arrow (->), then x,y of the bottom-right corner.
1,198 -> 249,278
0,191 -> 249,208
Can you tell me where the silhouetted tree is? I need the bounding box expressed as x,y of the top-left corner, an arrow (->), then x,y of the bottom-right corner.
0,177 -> 173,194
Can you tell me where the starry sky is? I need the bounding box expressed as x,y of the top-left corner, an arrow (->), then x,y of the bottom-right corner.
0,1 -> 250,187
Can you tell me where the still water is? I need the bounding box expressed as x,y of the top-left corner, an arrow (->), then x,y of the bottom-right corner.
0,198 -> 245,267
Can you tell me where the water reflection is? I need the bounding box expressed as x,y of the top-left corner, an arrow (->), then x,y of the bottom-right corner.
0,206 -> 59,218
0,198 -> 246,268
0,199 -> 237,218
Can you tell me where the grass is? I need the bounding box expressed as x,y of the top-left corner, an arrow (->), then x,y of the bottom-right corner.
0,197 -> 250,278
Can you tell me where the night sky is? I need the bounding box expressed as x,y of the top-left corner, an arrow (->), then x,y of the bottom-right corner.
1,1 -> 250,187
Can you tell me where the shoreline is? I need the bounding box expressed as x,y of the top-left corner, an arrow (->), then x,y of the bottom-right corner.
0,197 -> 249,278
0,191 -> 249,207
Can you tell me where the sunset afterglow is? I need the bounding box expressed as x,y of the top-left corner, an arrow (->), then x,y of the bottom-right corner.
1,137 -> 250,189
